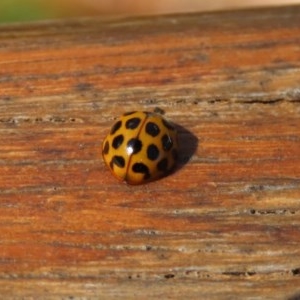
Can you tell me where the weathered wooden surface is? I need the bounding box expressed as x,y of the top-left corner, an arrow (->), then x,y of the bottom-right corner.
0,5 -> 300,299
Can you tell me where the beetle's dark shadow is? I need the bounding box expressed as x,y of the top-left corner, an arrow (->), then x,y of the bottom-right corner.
288,292 -> 300,300
173,122 -> 198,173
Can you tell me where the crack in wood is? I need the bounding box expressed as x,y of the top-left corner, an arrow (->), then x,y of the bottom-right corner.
249,209 -> 297,215
0,116 -> 82,124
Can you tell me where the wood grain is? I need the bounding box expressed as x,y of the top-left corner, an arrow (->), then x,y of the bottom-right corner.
0,5 -> 300,299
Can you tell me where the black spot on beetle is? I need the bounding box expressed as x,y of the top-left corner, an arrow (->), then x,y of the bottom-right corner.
161,134 -> 173,151
157,157 -> 168,172
110,120 -> 122,135
103,141 -> 109,155
147,144 -> 160,160
112,134 -> 124,149
127,138 -> 142,154
126,117 -> 141,129
145,122 -> 160,137
132,162 -> 150,180
111,155 -> 125,168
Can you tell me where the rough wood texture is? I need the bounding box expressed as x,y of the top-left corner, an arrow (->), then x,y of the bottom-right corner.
1,5 -> 300,299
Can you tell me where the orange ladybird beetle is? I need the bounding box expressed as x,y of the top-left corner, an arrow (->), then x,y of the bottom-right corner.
102,110 -> 178,184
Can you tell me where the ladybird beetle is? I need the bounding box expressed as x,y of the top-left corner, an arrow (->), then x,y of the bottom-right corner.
102,111 -> 178,184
